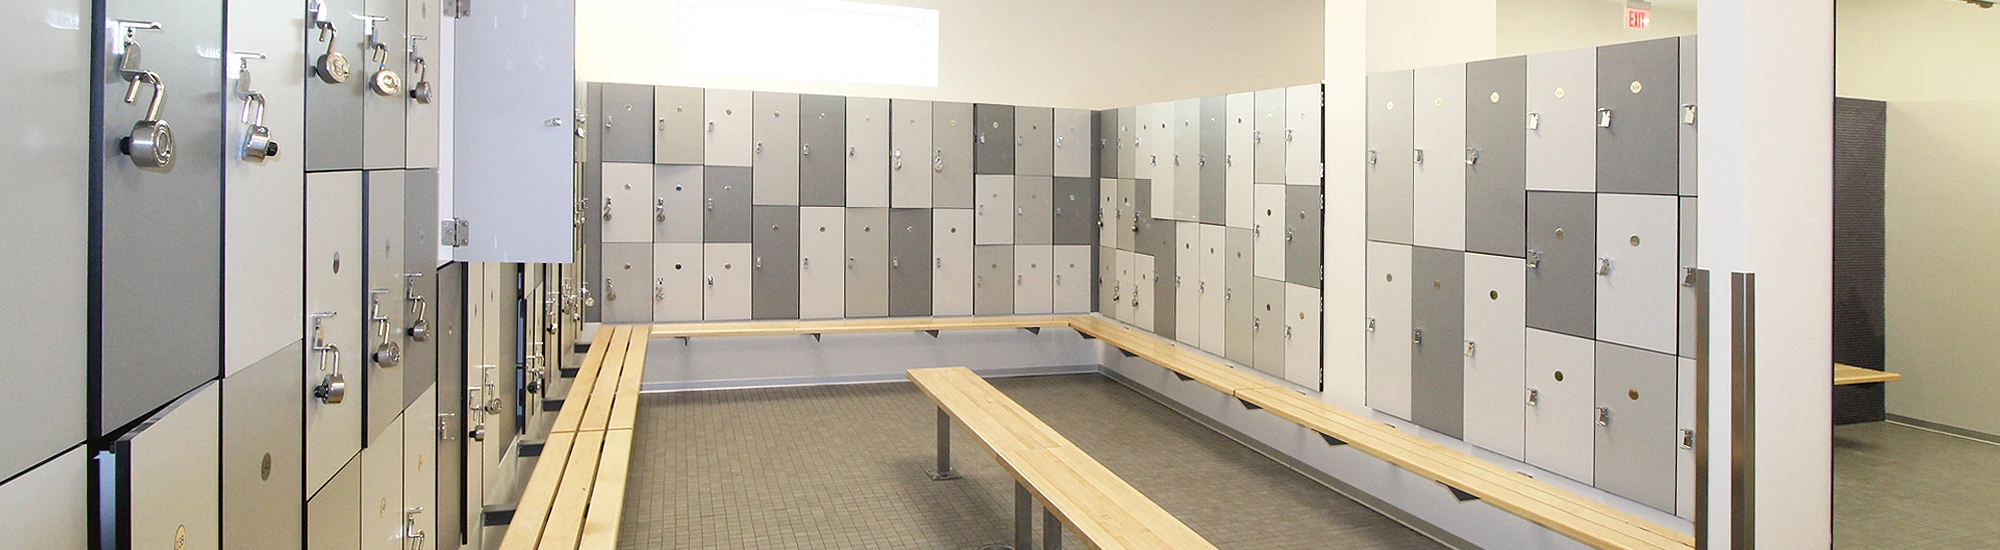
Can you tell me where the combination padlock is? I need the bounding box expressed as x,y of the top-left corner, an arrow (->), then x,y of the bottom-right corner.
119,71 -> 174,170
368,43 -> 402,97
314,24 -> 350,84
407,56 -> 432,103
316,370 -> 347,404
241,93 -> 279,160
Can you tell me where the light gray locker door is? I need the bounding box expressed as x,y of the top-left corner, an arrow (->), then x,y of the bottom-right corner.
1199,225 -> 1227,355
1527,48 -> 1597,192
1017,106 -> 1054,176
848,97 -> 891,208
1679,198 -> 1698,358
1136,180 -> 1174,258
305,0 -> 365,171
454,0 -> 573,262
1053,245 -> 1092,314
1052,177 -> 1095,246
1679,37 -> 1698,197
800,94 -> 847,207
1365,242 -> 1413,420
1133,254 -> 1156,332
1285,84 -> 1323,186
401,388 -> 438,550
1676,356 -> 1696,519
1254,184 -> 1286,279
655,85 -> 704,164
654,243 -> 704,322
1595,342 -> 1678,512
799,207 -> 845,320
116,382 -> 221,550
1251,277 -> 1286,377
601,162 -> 655,243
1286,186 -> 1323,288
1254,88 -> 1285,184
1464,253 -> 1528,461
600,83 -> 654,163
1226,93 -> 1255,229
583,157 -> 602,322
1411,246 -> 1465,438
1597,37 -> 1681,195
1015,244 -> 1053,315
1467,56 -> 1530,258
222,346 -> 304,550
400,172 -> 438,405
705,89 -> 754,167
1099,178 -> 1120,247
1055,108 -> 1092,177
364,171 -> 406,444
1526,191 -> 1597,339
1097,109 -> 1120,179
1526,328 -> 1595,484
933,102 -> 976,207
844,208 -> 890,318
934,209 -> 975,316
359,413 -> 403,550
306,172 -> 364,495
1285,283 -> 1322,388
1224,229 -> 1255,367
1117,179 -> 1139,251
97,0 -> 226,435
703,166 -> 753,243
2,0 -> 87,480
655,165 -> 704,243
360,0 -> 409,170
307,456 -> 362,550
1145,103 -> 1175,218
0,448 -> 87,549
753,91 -> 801,205
890,208 -> 933,317
227,0 -> 307,381
1098,246 -> 1119,315
602,243 -> 655,323
976,175 -> 1016,245
1367,72 -> 1416,245
1200,95 -> 1227,223
1597,193 -> 1680,354
1114,250 -> 1136,322
1174,98 -> 1201,221
402,0 -> 439,166
1016,176 -> 1053,245
890,99 -> 933,208
1151,231 -> 1178,340
703,243 -> 753,320
975,104 -> 1016,175
1174,223 -> 1201,345
1117,106 -> 1138,177
975,245 -> 1015,316
1413,64 -> 1466,251
752,206 -> 801,319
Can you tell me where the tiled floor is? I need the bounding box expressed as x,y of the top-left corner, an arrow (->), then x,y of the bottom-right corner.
619,373 -> 1442,549
1835,421 -> 2000,549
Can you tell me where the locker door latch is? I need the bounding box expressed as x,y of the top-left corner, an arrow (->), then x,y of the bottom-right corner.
1525,388 -> 1539,407
1463,341 -> 1476,357
605,278 -> 617,301
1526,112 -> 1541,131
405,507 -> 427,550
603,196 -> 613,221
1681,104 -> 1698,126
1526,250 -> 1541,270
1365,317 -> 1375,333
1681,266 -> 1698,287
310,312 -> 345,405
1680,428 -> 1697,450
654,278 -> 665,302
1464,148 -> 1480,166
1253,130 -> 1263,144
1366,149 -> 1378,165
1411,328 -> 1423,345
1597,257 -> 1614,276
1595,407 -> 1612,427
1413,149 -> 1425,166
655,198 -> 666,222
1597,108 -> 1614,128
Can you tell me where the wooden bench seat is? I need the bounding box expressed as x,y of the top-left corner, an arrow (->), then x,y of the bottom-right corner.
649,315 -> 1076,339
1834,363 -> 1901,385
503,325 -> 648,550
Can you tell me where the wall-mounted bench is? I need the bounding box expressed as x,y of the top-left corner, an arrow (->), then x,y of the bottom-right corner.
502,324 -> 648,550
1834,363 -> 1901,386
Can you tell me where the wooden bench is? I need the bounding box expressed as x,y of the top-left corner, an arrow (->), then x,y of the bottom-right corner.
1834,363 -> 1901,385
909,366 -> 1215,550
502,324 -> 649,550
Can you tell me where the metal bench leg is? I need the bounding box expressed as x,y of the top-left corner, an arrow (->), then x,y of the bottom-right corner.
1043,507 -> 1063,549
1015,483 -> 1034,550
927,408 -> 961,481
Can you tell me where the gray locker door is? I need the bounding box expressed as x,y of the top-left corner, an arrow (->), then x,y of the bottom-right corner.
1526,191 -> 1597,339
1413,64 -> 1466,252
976,175 -> 1016,245
1200,96 -> 1227,223
434,262 -> 464,550
305,0 -> 365,171
406,3 -> 443,164
583,83 -> 599,163
307,455 -> 362,550
703,243 -> 753,321
1174,223 -> 1200,345
1679,198 -> 1698,358
1679,37 -> 1698,197
116,382 -> 220,550
889,99 -> 932,208
222,346 -> 304,550
1097,109 -> 1120,179
1366,72 -> 1416,245
1113,251 -> 1134,323
1136,180 -> 1173,259
1151,231 -> 1178,340
974,245 -> 1015,316
583,156 -> 603,322
1055,108 -> 1092,178
1,0 -> 87,480
1254,184 -> 1286,279
1597,37 -> 1681,195
1099,246 -> 1119,315
96,0 -> 225,436
1285,283 -> 1322,388
1463,252 -> 1527,461
848,97 -> 891,208
602,243 -> 655,323
360,0 -> 409,170
306,172 -> 364,496
799,208 -> 845,320
656,165 -> 704,243
890,208 -> 934,317
1676,356 -> 1696,519
1527,48 -> 1597,192
364,171 -> 406,444
1198,225 -> 1227,355
1117,106 -> 1138,177
1098,177 -> 1120,247
655,243 -> 705,322
800,94 -> 847,207
1052,177 -> 1096,246
1597,193 -> 1680,355
601,83 -> 654,163
1015,244 -> 1053,315
703,166 -> 753,243
1411,247 -> 1466,438
1225,229 -> 1255,367
1017,106 -> 1054,176
1173,99 -> 1200,221
655,85 -> 704,164
1132,254 -> 1155,332
1016,176 -> 1053,245
753,91 -> 801,205
402,172 -> 439,407
1365,242 -> 1413,420
1284,84 -> 1323,186
1251,277 -> 1286,377
1467,56 -> 1529,258
934,209 -> 975,316
1526,328 -> 1595,484
705,89 -> 754,167
1595,342 -> 1679,512
1286,186 -> 1323,288
1116,179 -> 1138,251
752,206 -> 801,319
844,208 -> 890,318
1226,93 -> 1255,229
601,162 -> 655,243
1254,88 -> 1285,184
0,448 -> 88,549
933,102 -> 976,207
1053,245 -> 1092,314
975,104 -> 1016,175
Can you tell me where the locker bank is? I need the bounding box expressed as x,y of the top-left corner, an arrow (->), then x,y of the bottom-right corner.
2,0 -> 1961,548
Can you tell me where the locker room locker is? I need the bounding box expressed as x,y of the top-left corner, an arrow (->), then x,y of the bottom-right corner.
1412,64 -> 1466,251
1595,342 -> 1679,512
1254,88 -> 1286,184
934,209 -> 976,316
1015,244 -> 1054,314
1526,328 -> 1595,484
976,175 -> 1016,245
1017,106 -> 1054,176
891,208 -> 934,317
1411,246 -> 1466,439
306,0 -> 365,171
1466,56 -> 1529,258
1527,48 -> 1597,192
1285,283 -> 1322,388
799,207 -> 846,319
845,208 -> 891,318
800,94 -> 847,207
1676,356 -> 1696,519
1175,223 -> 1201,346
1226,93 -> 1255,229
1199,225 -> 1227,356
1099,246 -> 1119,315
226,0 -> 307,383
1365,242 -> 1413,420
703,166 -> 754,243
753,92 -> 802,205
1463,253 -> 1528,461
705,89 -> 754,167
0,448 -> 87,549
975,104 -> 1017,175
115,383 -> 221,550
1117,179 -> 1139,251
1200,96 -> 1226,223
434,262 -> 466,550
656,165 -> 704,243
1133,103 -> 1157,181
1016,176 -> 1053,245
405,0 -> 442,169
1526,191 -> 1597,339
1680,198 -> 1698,358
1115,250 -> 1137,323
1151,235 -> 1178,340
1054,108 -> 1092,177
1286,185 -> 1323,288
654,243 -> 704,322
975,245 -> 1015,316
1133,254 -> 1157,332
601,83 -> 654,163
890,99 -> 932,208
602,162 -> 656,243
1100,178 -> 1122,248
1251,277 -> 1287,378
753,206 -> 801,319
1225,229 -> 1255,367
1154,102 -> 1182,222
1680,37 -> 1699,197
655,85 -> 704,164
1052,177 -> 1096,246
402,388 -> 438,550
1367,71 -> 1416,245
360,414 -> 404,550
703,243 -> 753,320
1597,37 -> 1681,196
364,170 -> 406,450
222,347 -> 304,550
1597,193 -> 1680,355
1285,84 -> 1322,185
1053,246 -> 1092,314
1097,109 -> 1121,179
602,243 -> 656,323
933,102 -> 976,207
849,97 -> 891,208
1117,106 -> 1138,177
400,172 -> 438,405
1174,98 -> 1200,221
583,155 -> 603,323
360,0 -> 410,169
307,456 -> 362,550
1254,184 -> 1286,280
306,172 -> 364,495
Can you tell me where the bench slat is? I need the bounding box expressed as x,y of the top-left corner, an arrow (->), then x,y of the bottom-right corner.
577,429 -> 634,550
608,335 -> 649,431
651,316 -> 1075,339
1006,446 -> 1217,550
909,367 -> 1073,454
553,326 -> 626,434
577,327 -> 632,432
540,429 -> 607,549
498,431 -> 578,550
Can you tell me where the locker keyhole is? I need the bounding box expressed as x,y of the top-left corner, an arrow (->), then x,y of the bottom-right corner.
1628,389 -> 1640,401
332,253 -> 341,273
1385,274 -> 1393,282
1629,235 -> 1642,247
1553,371 -> 1565,382
1490,290 -> 1499,300
675,264 -> 684,270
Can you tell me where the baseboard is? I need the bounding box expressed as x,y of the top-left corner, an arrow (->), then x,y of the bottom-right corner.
638,363 -> 1101,393
1885,414 -> 2000,446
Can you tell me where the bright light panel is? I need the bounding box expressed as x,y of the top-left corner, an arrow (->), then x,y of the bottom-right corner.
681,0 -> 940,87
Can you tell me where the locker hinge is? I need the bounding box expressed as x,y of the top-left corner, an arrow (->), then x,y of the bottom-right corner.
450,0 -> 472,18
1680,428 -> 1696,450
442,218 -> 470,247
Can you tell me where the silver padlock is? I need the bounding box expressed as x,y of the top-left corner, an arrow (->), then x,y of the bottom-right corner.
367,43 -> 402,97
408,56 -> 433,103
241,93 -> 279,161
119,71 -> 174,169
312,16 -> 350,84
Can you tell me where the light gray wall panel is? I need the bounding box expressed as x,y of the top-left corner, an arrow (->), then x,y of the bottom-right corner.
601,243 -> 655,323
1463,253 -> 1527,461
890,99 -> 932,208
1015,176 -> 1053,245
655,165 -> 704,243
705,89 -> 753,167
306,456 -> 362,550
934,209 -> 975,316
1254,88 -> 1286,184
1055,108 -> 1092,178
1117,106 -> 1137,177
1173,99 -> 1201,221
798,208 -> 845,320
1527,48 -> 1596,192
1366,242 -> 1413,420
0,448 -> 87,549
1596,193 -> 1680,355
1525,328 -> 1595,484
847,97 -> 891,208
975,175 -> 1015,245
118,382 -> 220,550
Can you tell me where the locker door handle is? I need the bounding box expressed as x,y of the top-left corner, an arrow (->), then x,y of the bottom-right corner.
1226,288 -> 1233,301
1016,274 -> 1023,286
1526,250 -> 1541,269
1199,154 -> 1207,167
1526,388 -> 1539,406
1464,148 -> 1480,166
755,257 -> 763,269
847,257 -> 855,269
1411,328 -> 1423,345
1055,274 -> 1062,285
658,117 -> 666,131
706,198 -> 714,211
1595,407 -> 1611,427
1286,325 -> 1293,339
1681,266 -> 1698,287
976,275 -> 983,287
756,142 -> 764,154
978,132 -> 986,144
1597,257 -> 1614,276
801,144 -> 810,156
935,258 -> 942,269
1463,340 -> 1476,357
1252,320 -> 1260,332
1285,227 -> 1294,242
1365,317 -> 1375,332
707,120 -> 715,132
1056,136 -> 1065,148
1527,112 -> 1542,131
1225,154 -> 1233,168
934,150 -> 945,172
1285,128 -> 1295,142
438,413 -> 456,441
1253,224 -> 1260,237
654,278 -> 665,301
1198,281 -> 1205,293
655,198 -> 666,222
1364,149 -> 1378,165
1016,136 -> 1024,146
1596,108 -> 1613,128
1174,153 -> 1181,166
604,279 -> 616,301
802,257 -> 810,268
848,146 -> 856,157
1681,104 -> 1698,125
1150,154 -> 1157,167
892,258 -> 900,268
706,276 -> 715,287
602,197 -> 613,221
1252,130 -> 1262,144
1413,149 -> 1424,165
1680,428 -> 1696,450
978,205 -> 984,216
1016,206 -> 1024,216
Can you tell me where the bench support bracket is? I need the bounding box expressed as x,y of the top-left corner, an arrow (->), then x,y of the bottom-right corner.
1118,348 -> 1137,358
809,332 -> 822,342
1172,371 -> 1193,382
676,336 -> 690,346
926,408 -> 963,481
1438,482 -> 1480,503
1023,327 -> 1040,335
1044,507 -> 1063,550
1015,483 -> 1034,550
1078,332 -> 1096,340
1319,432 -> 1348,446
925,330 -> 941,338
1239,398 -> 1263,411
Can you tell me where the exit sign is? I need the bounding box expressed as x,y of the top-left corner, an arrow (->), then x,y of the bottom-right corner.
1626,6 -> 1651,29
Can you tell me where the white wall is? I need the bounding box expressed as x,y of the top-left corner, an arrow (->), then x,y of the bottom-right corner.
1835,0 -> 2000,102
1498,0 -> 1697,58
576,0 -> 1326,109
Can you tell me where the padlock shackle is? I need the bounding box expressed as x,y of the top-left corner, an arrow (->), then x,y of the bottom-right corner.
240,92 -> 267,125
123,71 -> 165,122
